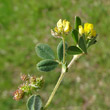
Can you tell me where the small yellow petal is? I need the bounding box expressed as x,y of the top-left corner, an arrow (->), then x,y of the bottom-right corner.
54,27 -> 58,33
57,19 -> 63,28
63,19 -> 66,27
84,23 -> 89,33
79,25 -> 84,35
84,23 -> 94,33
57,19 -> 63,32
64,21 -> 70,33
88,24 -> 93,30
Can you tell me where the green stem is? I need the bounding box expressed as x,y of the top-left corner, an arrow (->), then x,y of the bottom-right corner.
44,69 -> 65,110
62,37 -> 65,64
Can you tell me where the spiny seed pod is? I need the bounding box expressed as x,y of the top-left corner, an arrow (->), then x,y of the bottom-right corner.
13,89 -> 24,101
20,74 -> 28,81
13,74 -> 44,101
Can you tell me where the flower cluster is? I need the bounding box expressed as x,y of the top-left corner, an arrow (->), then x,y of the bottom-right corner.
51,19 -> 71,37
79,23 -> 96,38
51,19 -> 96,40
13,74 -> 44,101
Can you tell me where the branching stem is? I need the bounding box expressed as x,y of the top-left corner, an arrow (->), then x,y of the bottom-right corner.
44,54 -> 83,110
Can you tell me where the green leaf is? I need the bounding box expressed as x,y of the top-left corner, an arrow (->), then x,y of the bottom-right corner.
57,40 -> 68,62
74,16 -> 81,30
67,46 -> 82,55
37,59 -> 59,72
35,43 -> 55,60
87,37 -> 97,48
72,29 -> 78,44
27,95 -> 42,110
78,36 -> 87,54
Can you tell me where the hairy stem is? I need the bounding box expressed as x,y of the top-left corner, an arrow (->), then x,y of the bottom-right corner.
44,54 -> 83,110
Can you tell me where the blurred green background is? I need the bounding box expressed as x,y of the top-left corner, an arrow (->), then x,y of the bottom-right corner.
0,0 -> 110,110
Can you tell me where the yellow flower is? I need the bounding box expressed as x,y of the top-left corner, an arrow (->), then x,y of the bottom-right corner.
57,19 -> 63,32
52,19 -> 71,37
84,23 -> 93,33
79,23 -> 96,38
63,21 -> 71,33
57,19 -> 63,28
79,25 -> 84,35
